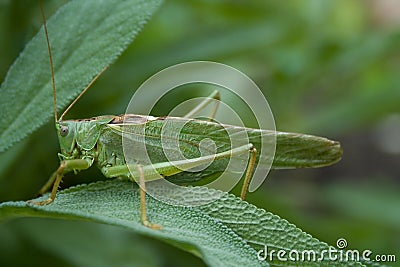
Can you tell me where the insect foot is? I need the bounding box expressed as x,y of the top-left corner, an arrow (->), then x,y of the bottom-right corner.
142,220 -> 162,230
27,198 -> 54,206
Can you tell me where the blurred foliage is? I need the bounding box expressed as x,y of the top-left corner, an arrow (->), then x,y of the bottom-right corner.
0,0 -> 399,266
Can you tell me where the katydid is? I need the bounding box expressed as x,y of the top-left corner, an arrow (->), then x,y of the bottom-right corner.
30,2 -> 342,229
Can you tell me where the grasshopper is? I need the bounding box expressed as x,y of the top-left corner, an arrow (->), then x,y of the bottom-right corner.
30,2 -> 342,229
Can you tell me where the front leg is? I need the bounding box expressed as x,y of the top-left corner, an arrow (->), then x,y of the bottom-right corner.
29,158 -> 92,206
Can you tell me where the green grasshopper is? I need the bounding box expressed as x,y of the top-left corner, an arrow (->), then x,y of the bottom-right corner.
30,3 -> 342,229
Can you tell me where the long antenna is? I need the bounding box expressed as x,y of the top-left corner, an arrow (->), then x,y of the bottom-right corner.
59,65 -> 109,121
39,0 -> 58,123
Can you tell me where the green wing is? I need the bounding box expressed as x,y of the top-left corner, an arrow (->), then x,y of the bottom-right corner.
106,115 -> 342,183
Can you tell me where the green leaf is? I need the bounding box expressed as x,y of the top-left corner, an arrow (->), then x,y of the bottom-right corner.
200,192 -> 365,267
0,0 -> 162,153
0,181 -> 267,267
0,180 -> 368,267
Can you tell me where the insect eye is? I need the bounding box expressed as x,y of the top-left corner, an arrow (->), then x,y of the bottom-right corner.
60,125 -> 69,137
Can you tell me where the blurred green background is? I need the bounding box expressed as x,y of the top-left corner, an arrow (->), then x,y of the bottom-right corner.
0,0 -> 399,266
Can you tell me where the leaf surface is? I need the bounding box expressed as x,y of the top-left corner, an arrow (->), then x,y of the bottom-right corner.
0,180 -> 372,267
